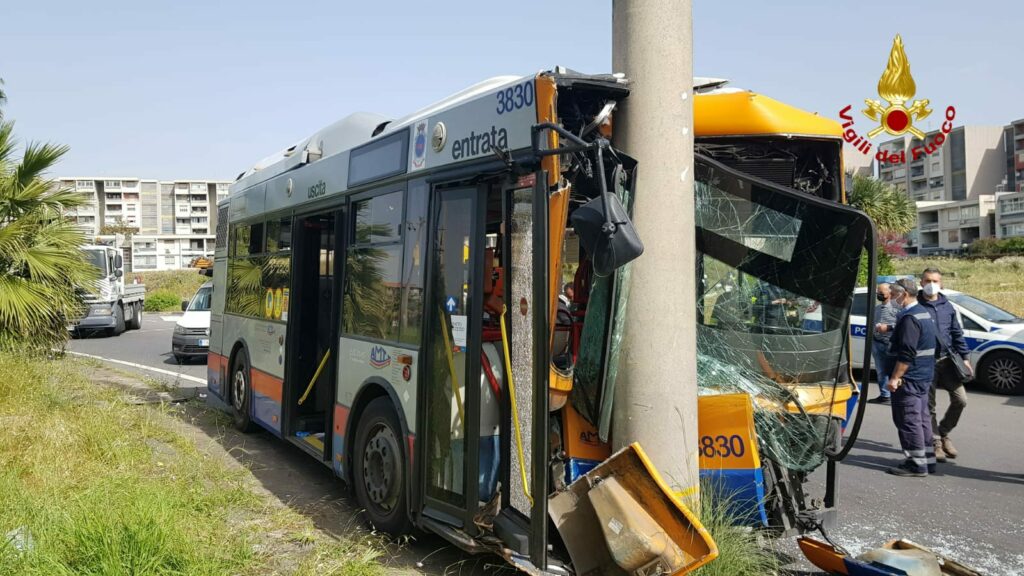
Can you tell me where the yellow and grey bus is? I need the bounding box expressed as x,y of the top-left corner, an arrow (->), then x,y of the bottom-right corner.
208,69 -> 874,572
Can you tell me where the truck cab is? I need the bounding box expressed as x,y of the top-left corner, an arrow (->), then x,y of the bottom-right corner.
70,245 -> 145,336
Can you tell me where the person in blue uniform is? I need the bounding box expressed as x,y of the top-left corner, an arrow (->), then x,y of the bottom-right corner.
885,278 -> 938,478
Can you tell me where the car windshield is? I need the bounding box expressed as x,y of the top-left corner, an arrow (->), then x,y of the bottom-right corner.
188,287 -> 213,312
84,250 -> 107,275
947,293 -> 1021,324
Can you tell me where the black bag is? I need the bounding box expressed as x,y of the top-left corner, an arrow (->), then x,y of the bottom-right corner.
571,192 -> 644,277
942,342 -> 973,383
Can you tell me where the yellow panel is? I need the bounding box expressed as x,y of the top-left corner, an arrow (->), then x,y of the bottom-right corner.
697,394 -> 761,470
758,382 -> 853,418
695,91 -> 842,139
562,402 -> 612,462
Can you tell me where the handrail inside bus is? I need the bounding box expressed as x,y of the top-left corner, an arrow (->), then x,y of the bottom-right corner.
500,305 -> 533,507
297,349 -> 332,406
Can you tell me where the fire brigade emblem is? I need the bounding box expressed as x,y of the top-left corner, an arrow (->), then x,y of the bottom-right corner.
862,35 -> 932,139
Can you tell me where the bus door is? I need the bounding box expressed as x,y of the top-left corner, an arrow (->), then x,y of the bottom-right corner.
284,209 -> 341,459
417,182 -> 495,533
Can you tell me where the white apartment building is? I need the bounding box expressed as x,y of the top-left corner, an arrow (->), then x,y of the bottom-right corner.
995,191 -> 1024,239
915,195 -> 997,254
59,177 -> 231,271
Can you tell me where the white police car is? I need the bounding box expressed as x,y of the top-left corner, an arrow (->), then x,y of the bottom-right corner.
850,286 -> 1024,395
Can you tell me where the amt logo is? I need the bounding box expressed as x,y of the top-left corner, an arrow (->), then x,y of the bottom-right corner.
369,346 -> 391,369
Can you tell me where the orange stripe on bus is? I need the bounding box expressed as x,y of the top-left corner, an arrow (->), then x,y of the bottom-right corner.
250,369 -> 283,403
334,404 -> 350,436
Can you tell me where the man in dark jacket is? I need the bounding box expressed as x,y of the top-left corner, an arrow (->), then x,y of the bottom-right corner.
917,268 -> 971,462
886,279 -> 938,477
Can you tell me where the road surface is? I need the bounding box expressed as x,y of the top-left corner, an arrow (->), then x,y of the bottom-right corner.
68,321 -> 1024,574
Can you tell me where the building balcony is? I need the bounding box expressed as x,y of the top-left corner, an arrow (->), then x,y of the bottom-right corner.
919,221 -> 940,231
175,227 -> 192,235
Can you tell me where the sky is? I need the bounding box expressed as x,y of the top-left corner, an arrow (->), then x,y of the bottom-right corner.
2,0 -> 1021,180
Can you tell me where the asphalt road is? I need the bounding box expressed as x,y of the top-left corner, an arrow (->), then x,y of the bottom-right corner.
793,376 -> 1024,575
67,323 -> 1024,574
66,312 -> 207,392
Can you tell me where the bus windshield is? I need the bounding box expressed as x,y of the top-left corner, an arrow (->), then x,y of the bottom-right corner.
694,154 -> 872,470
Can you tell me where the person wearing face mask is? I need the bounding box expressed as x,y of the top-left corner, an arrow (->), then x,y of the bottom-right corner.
885,278 -> 938,477
868,282 -> 898,404
916,268 -> 971,462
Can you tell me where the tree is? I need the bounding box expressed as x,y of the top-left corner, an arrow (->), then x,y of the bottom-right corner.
100,217 -> 139,243
847,174 -> 916,235
0,89 -> 97,352
847,174 -> 916,284
0,78 -> 6,119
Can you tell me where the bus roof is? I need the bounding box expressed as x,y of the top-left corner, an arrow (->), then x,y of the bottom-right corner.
695,89 -> 842,139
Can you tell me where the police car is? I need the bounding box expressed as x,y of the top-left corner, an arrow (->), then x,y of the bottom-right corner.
850,285 -> 1024,395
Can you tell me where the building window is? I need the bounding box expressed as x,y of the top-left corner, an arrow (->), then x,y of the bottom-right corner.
947,209 -> 960,221
961,206 -> 979,219
947,230 -> 959,243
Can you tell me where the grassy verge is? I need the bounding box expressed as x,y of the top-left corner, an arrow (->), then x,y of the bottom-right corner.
138,270 -> 209,312
0,354 -> 384,575
893,256 -> 1024,317
692,485 -> 780,576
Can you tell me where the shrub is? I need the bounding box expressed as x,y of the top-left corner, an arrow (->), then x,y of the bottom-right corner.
144,291 -> 181,312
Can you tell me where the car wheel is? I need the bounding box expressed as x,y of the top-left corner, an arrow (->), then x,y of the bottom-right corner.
353,398 -> 411,535
978,351 -> 1024,396
231,349 -> 257,432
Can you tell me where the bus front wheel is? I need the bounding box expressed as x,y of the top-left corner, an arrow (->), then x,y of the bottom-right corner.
231,350 -> 256,432
353,397 -> 411,535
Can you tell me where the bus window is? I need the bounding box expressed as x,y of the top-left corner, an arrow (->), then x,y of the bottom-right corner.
266,217 -> 292,252
344,191 -> 406,341
400,182 -> 428,344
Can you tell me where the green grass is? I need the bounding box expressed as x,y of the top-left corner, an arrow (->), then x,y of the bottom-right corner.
0,354 -> 384,575
893,256 -> 1024,317
692,485 -> 779,576
144,290 -> 183,312
138,270 -> 208,306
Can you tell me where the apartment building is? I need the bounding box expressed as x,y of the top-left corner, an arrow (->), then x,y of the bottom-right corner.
995,191 -> 1024,239
58,177 -> 231,271
915,195 -> 997,254
877,125 -> 1005,203
1004,118 -> 1024,194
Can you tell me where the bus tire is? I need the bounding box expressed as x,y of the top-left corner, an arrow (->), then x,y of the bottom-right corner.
230,349 -> 257,432
353,397 -> 411,535
978,350 -> 1024,396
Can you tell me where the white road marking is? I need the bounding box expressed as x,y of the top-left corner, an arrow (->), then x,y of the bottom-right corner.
65,351 -> 206,384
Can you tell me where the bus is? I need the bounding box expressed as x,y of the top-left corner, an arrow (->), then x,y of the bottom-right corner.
208,69 -> 873,573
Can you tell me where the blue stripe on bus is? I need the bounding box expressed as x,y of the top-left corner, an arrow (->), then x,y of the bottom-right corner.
699,467 -> 769,527
252,392 -> 282,437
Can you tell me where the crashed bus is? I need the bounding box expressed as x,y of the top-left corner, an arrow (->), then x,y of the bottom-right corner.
690,80 -> 877,535
207,68 -> 874,573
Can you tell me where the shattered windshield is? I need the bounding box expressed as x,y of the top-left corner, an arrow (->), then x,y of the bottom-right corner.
695,155 -> 871,471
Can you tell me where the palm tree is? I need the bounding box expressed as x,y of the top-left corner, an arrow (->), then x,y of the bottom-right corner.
0,115 -> 98,352
847,174 -> 916,235
0,78 -> 6,118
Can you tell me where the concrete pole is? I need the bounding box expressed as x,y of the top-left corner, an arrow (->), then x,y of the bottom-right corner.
611,0 -> 699,503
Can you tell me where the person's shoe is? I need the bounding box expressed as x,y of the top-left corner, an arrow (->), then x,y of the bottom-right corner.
867,395 -> 891,404
934,438 -> 947,463
928,464 -> 936,474
887,463 -> 927,477
941,436 -> 958,459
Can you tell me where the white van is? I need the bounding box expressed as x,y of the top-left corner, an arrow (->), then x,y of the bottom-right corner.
171,281 -> 212,363
850,286 -> 1024,395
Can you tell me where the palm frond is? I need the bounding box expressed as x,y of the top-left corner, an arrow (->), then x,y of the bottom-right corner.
15,141 -> 69,189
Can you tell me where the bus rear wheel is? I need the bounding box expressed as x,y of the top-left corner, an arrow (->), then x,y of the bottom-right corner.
353,398 -> 410,535
231,350 -> 257,432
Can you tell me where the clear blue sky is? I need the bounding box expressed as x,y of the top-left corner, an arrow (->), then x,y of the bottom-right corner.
2,0 -> 1020,180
